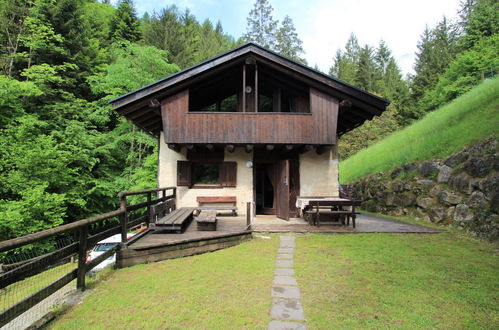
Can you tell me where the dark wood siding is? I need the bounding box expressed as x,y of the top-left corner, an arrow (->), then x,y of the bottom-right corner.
177,161 -> 191,186
162,88 -> 338,145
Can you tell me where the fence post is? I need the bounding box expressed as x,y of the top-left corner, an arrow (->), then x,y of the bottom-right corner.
146,192 -> 152,224
120,195 -> 128,243
76,225 -> 88,290
246,202 -> 252,230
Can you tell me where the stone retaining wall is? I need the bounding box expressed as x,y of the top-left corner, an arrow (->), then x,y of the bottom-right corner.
349,137 -> 498,240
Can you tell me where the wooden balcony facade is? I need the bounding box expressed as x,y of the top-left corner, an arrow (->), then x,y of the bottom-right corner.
161,88 -> 338,145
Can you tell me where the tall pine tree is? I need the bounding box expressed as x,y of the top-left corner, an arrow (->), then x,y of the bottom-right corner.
275,15 -> 306,63
109,0 -> 140,42
243,0 -> 278,49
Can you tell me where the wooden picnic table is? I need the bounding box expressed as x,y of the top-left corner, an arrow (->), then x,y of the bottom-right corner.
296,197 -> 361,228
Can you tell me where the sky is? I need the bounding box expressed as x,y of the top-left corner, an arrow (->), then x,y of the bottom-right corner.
130,0 -> 462,76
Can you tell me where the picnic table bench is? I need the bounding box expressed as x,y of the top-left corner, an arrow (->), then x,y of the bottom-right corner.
196,210 -> 217,231
196,196 -> 238,216
300,198 -> 361,228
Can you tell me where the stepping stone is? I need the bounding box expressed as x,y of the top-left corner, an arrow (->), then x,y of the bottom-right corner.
271,298 -> 305,320
280,241 -> 295,248
280,236 -> 295,242
275,268 -> 295,276
274,275 -> 298,286
272,285 -> 300,299
268,320 -> 306,330
277,253 -> 293,260
277,248 -> 294,254
276,259 -> 293,268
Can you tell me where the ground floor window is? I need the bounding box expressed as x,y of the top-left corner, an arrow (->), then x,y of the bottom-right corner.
177,161 -> 237,188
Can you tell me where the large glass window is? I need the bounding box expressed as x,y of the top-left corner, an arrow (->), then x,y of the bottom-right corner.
192,164 -> 220,184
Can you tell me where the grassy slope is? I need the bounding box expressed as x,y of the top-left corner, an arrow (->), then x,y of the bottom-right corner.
48,233 -> 498,329
340,77 -> 499,183
295,233 -> 499,329
50,236 -> 278,329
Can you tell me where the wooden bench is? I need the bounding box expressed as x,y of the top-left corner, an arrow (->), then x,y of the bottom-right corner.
305,200 -> 361,228
153,207 -> 195,232
149,199 -> 175,224
196,196 -> 238,216
196,210 -> 217,231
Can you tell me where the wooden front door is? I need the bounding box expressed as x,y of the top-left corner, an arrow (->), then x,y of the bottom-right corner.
275,159 -> 290,220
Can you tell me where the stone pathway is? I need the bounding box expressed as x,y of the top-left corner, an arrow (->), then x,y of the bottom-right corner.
268,236 -> 306,330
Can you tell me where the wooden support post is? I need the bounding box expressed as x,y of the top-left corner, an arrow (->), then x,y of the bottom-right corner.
146,192 -> 152,224
254,63 -> 258,112
246,202 -> 252,230
226,144 -> 235,153
168,144 -> 180,152
242,64 -> 246,113
76,225 -> 88,290
245,144 -> 253,153
119,196 -> 128,243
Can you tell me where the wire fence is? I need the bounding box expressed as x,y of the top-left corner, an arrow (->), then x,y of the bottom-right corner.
0,187 -> 176,329
0,236 -> 77,329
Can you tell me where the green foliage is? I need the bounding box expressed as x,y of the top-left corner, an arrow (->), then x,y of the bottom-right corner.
141,5 -> 235,68
88,41 -> 179,97
410,18 -> 459,118
340,78 -> 499,183
338,106 -> 401,160
275,16 -> 306,64
0,75 -> 41,125
243,0 -> 278,49
331,36 -> 410,157
109,0 -> 140,42
459,0 -> 499,49
421,34 -> 499,110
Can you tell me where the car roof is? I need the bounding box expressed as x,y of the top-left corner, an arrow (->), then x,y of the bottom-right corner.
96,233 -> 133,244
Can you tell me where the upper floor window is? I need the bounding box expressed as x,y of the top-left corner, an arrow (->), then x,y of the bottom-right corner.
188,61 -> 309,113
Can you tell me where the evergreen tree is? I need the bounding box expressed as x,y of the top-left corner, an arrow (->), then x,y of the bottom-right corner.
355,44 -> 375,92
459,0 -> 498,49
275,15 -> 306,63
109,0 -> 140,42
243,0 -> 278,49
329,33 -> 359,84
410,17 -> 458,116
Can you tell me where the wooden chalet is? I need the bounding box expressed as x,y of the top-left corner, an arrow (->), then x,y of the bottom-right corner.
110,43 -> 389,220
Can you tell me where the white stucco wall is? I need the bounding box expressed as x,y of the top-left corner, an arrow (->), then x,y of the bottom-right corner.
158,132 -> 339,213
299,145 -> 339,197
158,133 -> 254,213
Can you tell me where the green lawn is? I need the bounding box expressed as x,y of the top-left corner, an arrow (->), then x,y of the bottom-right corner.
49,232 -> 498,329
340,77 -> 499,183
295,233 -> 498,329
49,236 -> 279,329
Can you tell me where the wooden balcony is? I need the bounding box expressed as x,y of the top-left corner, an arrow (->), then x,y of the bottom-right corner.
161,88 -> 338,145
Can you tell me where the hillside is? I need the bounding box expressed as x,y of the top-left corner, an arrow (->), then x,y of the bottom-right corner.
340,77 -> 499,184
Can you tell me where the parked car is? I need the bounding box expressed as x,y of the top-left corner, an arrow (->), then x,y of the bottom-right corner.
86,233 -> 134,273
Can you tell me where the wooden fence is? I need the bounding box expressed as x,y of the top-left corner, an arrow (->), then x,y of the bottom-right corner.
0,187 -> 176,328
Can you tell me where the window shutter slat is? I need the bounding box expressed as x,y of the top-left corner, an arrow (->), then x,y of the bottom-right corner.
177,161 -> 191,186
222,162 -> 237,187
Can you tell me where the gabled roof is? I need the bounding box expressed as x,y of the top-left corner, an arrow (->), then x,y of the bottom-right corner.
110,42 -> 389,137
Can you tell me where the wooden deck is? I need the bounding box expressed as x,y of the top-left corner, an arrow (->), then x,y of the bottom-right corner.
116,213 -> 442,268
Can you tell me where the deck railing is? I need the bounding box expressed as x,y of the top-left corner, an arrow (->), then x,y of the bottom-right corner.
0,187 -> 176,328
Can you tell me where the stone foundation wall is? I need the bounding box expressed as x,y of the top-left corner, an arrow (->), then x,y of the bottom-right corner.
350,137 -> 498,240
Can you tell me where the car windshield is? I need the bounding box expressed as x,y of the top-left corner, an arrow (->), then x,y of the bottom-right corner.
93,243 -> 116,252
